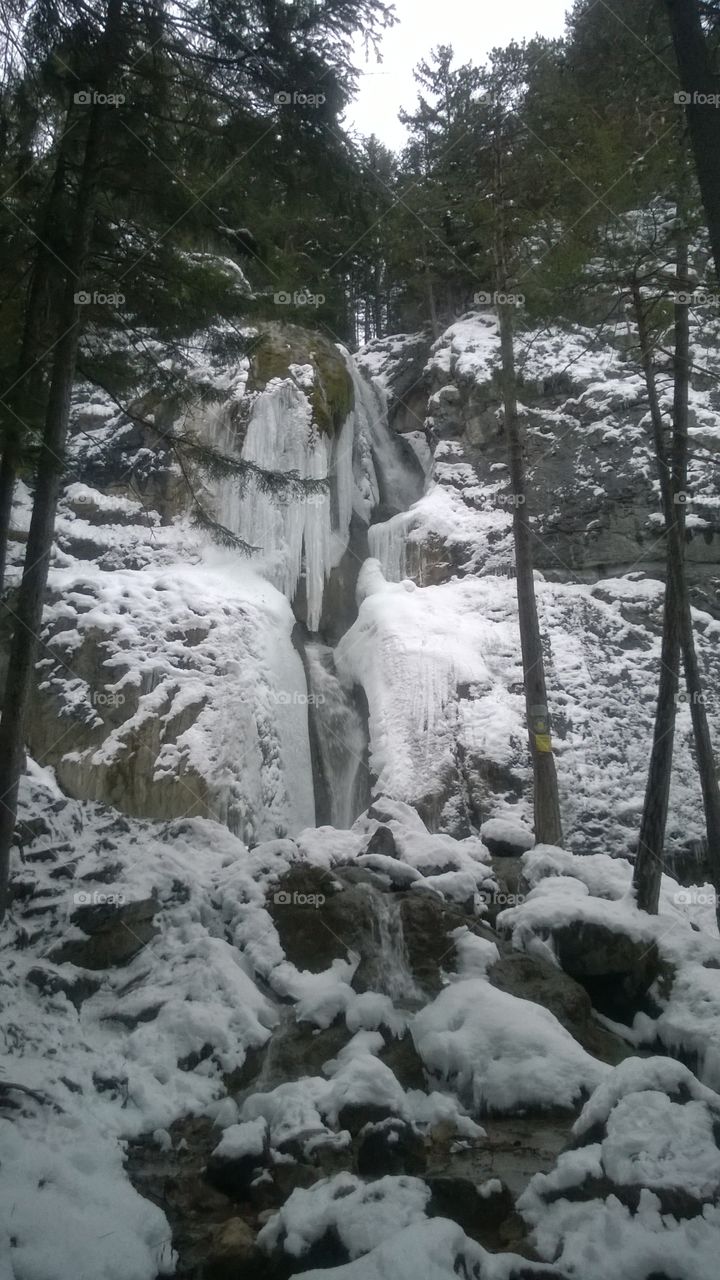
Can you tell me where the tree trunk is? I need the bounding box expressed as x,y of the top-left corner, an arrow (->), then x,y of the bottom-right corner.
0,455 -> 16,593
0,0 -> 123,920
664,0 -> 720,283
631,232 -> 720,913
497,301 -> 563,845
670,233 -> 720,901
0,106 -> 73,593
492,117 -> 562,846
632,279 -> 680,912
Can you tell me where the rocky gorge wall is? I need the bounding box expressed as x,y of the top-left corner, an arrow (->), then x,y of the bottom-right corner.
5,309 -> 720,867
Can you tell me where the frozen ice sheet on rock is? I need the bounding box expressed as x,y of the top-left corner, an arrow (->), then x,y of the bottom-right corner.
38,558 -> 316,841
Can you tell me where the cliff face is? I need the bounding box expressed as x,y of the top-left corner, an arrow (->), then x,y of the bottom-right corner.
7,308 -> 720,865
362,314 -> 720,604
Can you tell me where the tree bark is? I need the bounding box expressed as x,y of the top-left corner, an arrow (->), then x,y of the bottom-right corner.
0,107 -> 73,593
497,300 -> 563,845
492,120 -> 562,846
664,0 -> 720,283
632,279 -> 681,912
631,231 -> 720,913
0,0 -> 123,920
670,232 -> 720,901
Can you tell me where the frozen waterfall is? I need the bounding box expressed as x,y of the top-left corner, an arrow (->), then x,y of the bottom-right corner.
347,361 -> 426,515
212,375 -> 354,632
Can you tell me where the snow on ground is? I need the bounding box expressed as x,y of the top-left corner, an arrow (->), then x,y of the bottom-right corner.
413,976 -> 608,1114
518,1057 -> 720,1280
258,1172 -> 430,1259
1,767 -> 497,1280
298,1218 -> 538,1280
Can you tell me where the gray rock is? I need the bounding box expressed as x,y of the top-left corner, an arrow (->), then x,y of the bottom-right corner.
51,896 -> 159,969
356,1120 -> 426,1177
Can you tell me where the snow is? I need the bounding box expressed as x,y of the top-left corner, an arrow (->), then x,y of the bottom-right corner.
518,1055 -> 720,1280
480,817 -> 534,853
338,557 -> 720,858
498,846 -> 720,1086
258,1172 -> 430,1260
0,1114 -> 175,1279
240,1028 -> 482,1150
6,295 -> 720,1280
0,777 -> 281,1280
211,1116 -> 268,1160
297,1218 -> 542,1280
37,555 -> 316,843
412,976 -> 608,1114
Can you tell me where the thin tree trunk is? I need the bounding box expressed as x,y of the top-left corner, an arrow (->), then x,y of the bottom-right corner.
0,107 -> 73,592
0,456 -> 16,592
497,300 -> 563,845
421,238 -> 440,338
492,124 -> 562,847
670,233 -> 720,901
0,0 -> 123,920
632,279 -> 681,912
631,233 -> 720,913
664,0 -> 720,283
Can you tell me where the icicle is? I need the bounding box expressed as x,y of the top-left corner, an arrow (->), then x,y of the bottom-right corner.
368,510 -> 413,582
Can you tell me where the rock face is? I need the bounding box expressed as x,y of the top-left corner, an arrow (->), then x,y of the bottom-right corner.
51,896 -> 159,969
548,920 -> 666,1021
414,317 -> 720,600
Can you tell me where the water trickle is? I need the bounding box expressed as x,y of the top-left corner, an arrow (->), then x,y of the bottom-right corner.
365,888 -> 424,1007
304,642 -> 369,829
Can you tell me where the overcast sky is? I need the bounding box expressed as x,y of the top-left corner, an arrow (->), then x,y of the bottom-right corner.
344,0 -> 570,149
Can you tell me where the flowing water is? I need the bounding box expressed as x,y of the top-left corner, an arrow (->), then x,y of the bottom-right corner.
304,642 -> 370,829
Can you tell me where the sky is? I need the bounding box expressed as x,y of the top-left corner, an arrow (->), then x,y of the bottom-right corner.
345,0 -> 571,150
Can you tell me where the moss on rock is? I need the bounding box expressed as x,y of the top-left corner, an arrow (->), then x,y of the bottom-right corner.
248,323 -> 353,436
